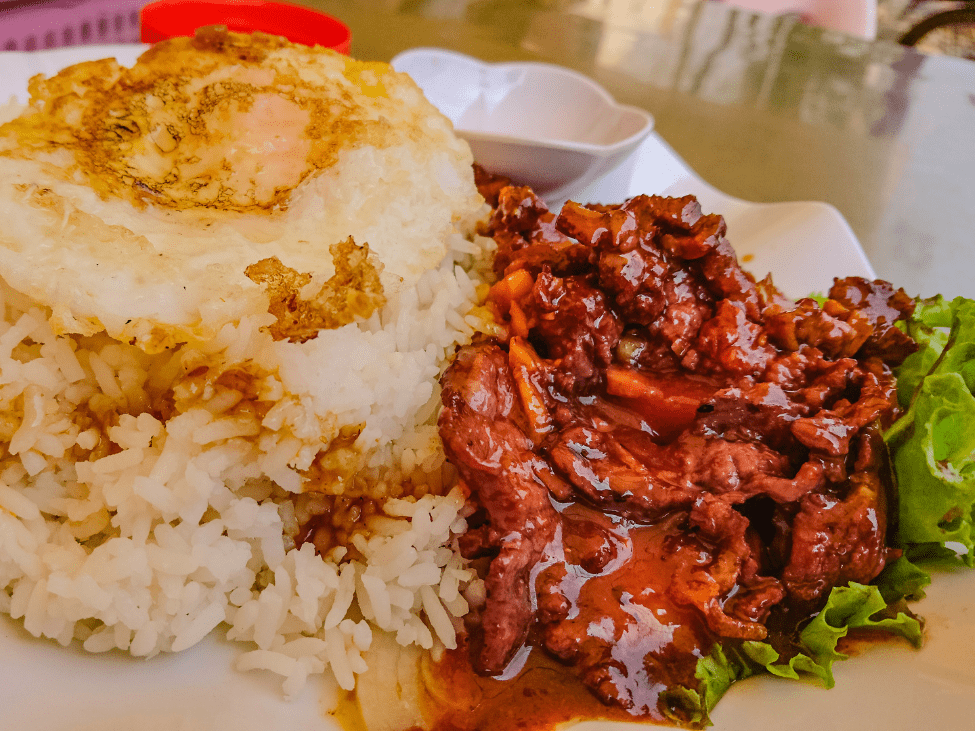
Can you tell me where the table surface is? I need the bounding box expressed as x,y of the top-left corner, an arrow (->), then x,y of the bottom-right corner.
301,0 -> 975,300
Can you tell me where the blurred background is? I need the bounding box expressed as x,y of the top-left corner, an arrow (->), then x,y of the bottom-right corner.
0,0 -> 971,299
0,0 -> 143,49
0,0 -> 973,58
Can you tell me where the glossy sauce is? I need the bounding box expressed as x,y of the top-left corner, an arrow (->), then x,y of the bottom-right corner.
423,505 -> 719,731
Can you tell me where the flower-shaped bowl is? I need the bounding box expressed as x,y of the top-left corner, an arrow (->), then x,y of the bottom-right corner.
391,48 -> 654,201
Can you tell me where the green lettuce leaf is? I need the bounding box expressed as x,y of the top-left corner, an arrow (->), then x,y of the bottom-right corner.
888,296 -> 975,434
874,554 -> 932,603
892,372 -> 975,561
903,542 -> 966,566
886,296 -> 975,563
751,582 -> 921,690
661,643 -> 754,727
668,584 -> 921,725
891,296 -> 954,411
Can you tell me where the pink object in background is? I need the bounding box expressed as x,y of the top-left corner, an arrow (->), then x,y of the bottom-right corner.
717,0 -> 879,39
0,0 -> 147,51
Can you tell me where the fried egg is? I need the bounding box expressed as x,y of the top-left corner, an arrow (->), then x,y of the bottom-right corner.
0,28 -> 481,351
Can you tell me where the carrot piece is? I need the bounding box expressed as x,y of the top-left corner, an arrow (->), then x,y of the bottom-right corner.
508,337 -> 552,442
508,336 -> 541,372
605,365 -> 715,440
506,268 -> 535,301
508,300 -> 530,339
605,365 -> 663,400
488,268 -> 534,309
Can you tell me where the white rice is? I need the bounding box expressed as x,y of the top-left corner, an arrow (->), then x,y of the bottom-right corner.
0,227 -> 497,698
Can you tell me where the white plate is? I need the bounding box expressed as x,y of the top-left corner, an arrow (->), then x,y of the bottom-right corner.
1,45 -> 974,731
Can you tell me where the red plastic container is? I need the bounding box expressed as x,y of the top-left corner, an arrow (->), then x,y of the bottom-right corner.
140,0 -> 351,52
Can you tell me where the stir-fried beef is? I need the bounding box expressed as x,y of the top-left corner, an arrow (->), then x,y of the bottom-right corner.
438,186 -> 916,720
528,270 -> 623,393
781,425 -> 893,602
439,344 -> 561,674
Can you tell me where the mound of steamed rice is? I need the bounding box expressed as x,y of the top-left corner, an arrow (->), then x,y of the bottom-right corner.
0,224 -> 495,696
0,33 -> 497,699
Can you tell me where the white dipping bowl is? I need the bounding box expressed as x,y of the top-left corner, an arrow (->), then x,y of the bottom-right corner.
392,47 -> 654,201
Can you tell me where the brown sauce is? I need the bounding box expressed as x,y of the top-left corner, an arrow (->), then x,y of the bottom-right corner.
425,506 -> 718,730
424,644 -> 648,731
